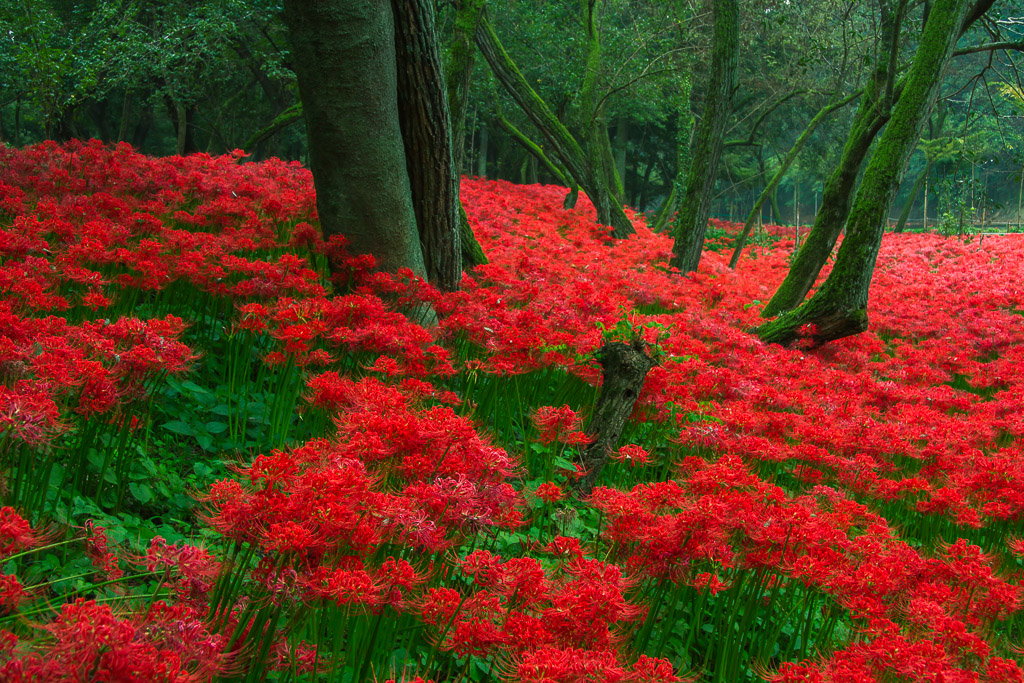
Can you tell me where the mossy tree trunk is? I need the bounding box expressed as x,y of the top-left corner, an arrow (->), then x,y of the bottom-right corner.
282,0 -> 464,291
759,0 -> 992,318
757,0 -> 973,347
669,0 -> 739,273
475,12 -> 635,238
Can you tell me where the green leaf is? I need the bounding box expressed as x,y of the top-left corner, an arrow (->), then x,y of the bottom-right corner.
162,420 -> 194,436
205,421 -> 228,434
129,482 -> 153,505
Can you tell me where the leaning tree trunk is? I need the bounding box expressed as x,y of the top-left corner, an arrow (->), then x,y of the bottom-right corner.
759,0 -> 992,318
757,0 -> 973,347
669,0 -> 739,273
283,0 -> 428,280
393,0 -> 462,291
475,13 -> 635,238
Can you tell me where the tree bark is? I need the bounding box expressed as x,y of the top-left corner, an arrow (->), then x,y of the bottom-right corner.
669,0 -> 739,272
393,0 -> 462,291
573,340 -> 656,496
282,0 -> 428,280
757,0 -> 973,347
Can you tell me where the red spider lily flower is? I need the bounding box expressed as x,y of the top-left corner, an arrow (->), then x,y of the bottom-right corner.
0,507 -> 42,557
614,444 -> 650,466
531,405 -> 582,444
83,520 -> 123,582
536,482 -> 564,504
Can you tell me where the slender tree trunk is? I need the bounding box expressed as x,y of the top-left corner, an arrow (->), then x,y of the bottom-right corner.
654,68 -> 695,233
496,113 -> 572,187
282,0 -> 428,280
894,158 -> 934,233
729,91 -> 859,268
441,0 -> 489,269
445,0 -> 485,173
757,0 -> 973,346
669,0 -> 739,272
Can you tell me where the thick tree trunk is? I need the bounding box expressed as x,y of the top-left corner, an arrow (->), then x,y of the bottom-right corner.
729,91 -> 859,268
475,13 -> 634,238
393,0 -> 462,291
283,0 -> 428,280
757,0 -> 972,347
573,340 -> 656,496
669,0 -> 739,273
615,116 -> 628,200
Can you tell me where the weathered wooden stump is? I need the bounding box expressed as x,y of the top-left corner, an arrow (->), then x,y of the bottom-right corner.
573,338 -> 656,496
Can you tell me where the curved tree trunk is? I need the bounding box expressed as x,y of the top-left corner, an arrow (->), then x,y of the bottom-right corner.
669,0 -> 739,273
757,0 -> 973,347
283,0 -> 428,280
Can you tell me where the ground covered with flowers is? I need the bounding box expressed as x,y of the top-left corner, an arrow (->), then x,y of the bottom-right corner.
1,140 -> 1023,682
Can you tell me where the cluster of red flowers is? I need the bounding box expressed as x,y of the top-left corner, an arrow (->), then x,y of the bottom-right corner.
2,142 -> 1024,681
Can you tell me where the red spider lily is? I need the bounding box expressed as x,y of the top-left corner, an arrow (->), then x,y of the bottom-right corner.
531,405 -> 583,444
536,481 -> 564,504
0,598 -> 226,682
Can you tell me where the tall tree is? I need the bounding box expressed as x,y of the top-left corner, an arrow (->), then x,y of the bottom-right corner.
669,0 -> 739,273
757,0 -> 977,346
282,0 -> 462,291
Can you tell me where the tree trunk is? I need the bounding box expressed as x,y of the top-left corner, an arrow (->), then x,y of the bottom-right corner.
757,0 -> 973,347
894,106 -> 947,233
653,68 -> 695,234
615,115 -> 628,199
893,158 -> 934,233
573,340 -> 656,496
282,0 -> 428,280
669,0 -> 739,272
441,0 -> 490,269
729,91 -> 859,268
393,0 -> 462,291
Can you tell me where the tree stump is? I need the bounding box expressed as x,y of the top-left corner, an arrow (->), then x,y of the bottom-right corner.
573,339 -> 656,496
